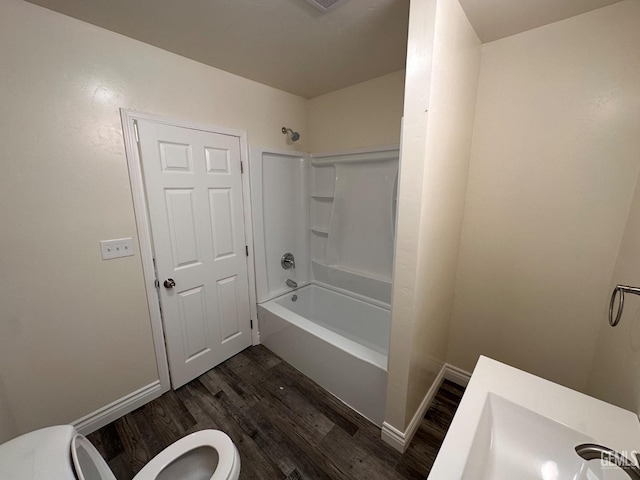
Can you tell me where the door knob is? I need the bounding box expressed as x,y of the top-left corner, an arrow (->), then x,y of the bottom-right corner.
163,278 -> 176,289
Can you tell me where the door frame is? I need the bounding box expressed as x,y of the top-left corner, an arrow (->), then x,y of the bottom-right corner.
120,109 -> 260,392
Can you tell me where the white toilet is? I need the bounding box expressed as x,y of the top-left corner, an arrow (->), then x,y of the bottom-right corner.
0,425 -> 240,480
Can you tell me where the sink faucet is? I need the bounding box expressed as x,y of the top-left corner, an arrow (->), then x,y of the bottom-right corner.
575,444 -> 640,480
286,279 -> 298,289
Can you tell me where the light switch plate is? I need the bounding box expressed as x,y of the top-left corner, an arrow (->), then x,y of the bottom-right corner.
100,238 -> 135,260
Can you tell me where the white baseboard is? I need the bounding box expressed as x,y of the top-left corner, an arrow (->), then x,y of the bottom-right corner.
381,363 -> 471,453
380,421 -> 406,452
444,363 -> 471,387
382,364 -> 447,453
72,381 -> 163,435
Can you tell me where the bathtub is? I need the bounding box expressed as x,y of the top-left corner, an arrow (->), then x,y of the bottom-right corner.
258,284 -> 390,426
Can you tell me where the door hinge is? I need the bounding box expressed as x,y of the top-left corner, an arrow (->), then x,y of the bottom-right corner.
133,120 -> 140,143
240,161 -> 244,174
250,319 -> 253,329
245,245 -> 249,256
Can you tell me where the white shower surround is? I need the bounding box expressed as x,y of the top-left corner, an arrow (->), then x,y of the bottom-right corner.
250,145 -> 399,426
250,149 -> 310,304
258,284 -> 390,425
309,147 -> 399,304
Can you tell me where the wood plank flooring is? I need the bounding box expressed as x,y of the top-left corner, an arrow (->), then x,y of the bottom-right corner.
87,346 -> 464,480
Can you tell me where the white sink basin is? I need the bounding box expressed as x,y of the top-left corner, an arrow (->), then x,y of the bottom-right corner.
428,356 -> 640,480
462,393 -> 627,480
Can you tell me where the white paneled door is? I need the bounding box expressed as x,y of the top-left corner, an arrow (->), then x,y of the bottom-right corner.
136,119 -> 251,388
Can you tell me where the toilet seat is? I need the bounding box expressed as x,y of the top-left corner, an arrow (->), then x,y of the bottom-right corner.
2,426 -> 239,480
72,434 -> 117,480
132,430 -> 240,480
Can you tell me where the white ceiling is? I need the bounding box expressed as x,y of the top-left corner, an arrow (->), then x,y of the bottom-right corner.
458,0 -> 624,43
24,0 -> 625,98
24,0 -> 410,99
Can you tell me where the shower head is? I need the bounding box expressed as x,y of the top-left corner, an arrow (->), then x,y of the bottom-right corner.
282,127 -> 300,142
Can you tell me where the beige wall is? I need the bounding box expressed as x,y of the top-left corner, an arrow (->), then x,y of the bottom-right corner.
308,70 -> 405,153
385,0 -> 437,431
0,0 -> 307,442
587,174 -> 640,411
447,0 -> 640,392
0,377 -> 17,442
584,1 -> 640,412
385,0 -> 480,431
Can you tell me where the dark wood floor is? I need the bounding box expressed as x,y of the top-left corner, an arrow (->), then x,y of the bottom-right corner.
87,346 -> 464,480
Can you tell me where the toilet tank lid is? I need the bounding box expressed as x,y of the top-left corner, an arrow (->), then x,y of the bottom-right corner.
0,425 -> 78,480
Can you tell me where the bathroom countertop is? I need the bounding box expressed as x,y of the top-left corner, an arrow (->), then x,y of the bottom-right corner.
428,355 -> 640,479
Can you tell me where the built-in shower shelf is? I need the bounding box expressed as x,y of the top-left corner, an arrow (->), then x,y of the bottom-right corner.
311,227 -> 329,235
312,260 -> 392,284
311,260 -> 393,304
311,194 -> 334,200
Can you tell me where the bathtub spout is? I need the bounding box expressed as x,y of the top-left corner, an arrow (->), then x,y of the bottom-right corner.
286,279 -> 298,289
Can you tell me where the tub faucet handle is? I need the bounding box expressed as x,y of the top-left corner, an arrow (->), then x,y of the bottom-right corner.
281,252 -> 295,270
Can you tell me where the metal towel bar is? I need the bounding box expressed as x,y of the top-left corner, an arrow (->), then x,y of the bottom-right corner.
609,285 -> 640,327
